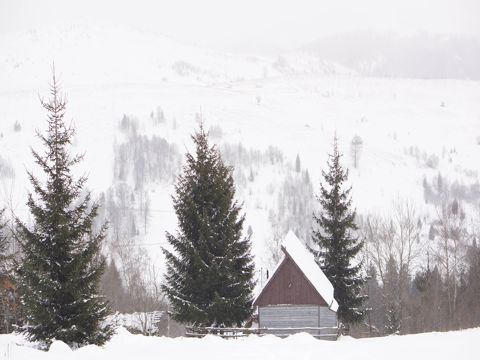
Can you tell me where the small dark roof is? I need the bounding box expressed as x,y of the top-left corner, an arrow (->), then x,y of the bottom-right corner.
253,231 -> 338,311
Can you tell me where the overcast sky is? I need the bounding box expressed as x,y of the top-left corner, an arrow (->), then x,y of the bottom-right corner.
1,0 -> 479,52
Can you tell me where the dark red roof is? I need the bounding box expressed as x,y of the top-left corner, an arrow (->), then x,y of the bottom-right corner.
253,253 -> 329,307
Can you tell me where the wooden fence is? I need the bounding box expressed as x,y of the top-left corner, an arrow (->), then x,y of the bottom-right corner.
185,326 -> 338,340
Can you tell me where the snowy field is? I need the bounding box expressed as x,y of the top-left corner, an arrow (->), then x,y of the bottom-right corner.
0,327 -> 478,360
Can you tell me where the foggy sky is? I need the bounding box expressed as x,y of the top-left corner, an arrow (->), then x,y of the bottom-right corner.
1,0 -> 479,52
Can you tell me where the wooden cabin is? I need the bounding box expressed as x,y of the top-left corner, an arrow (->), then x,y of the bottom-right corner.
253,231 -> 338,339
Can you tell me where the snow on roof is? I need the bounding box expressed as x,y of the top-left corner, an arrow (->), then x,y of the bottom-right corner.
282,231 -> 338,312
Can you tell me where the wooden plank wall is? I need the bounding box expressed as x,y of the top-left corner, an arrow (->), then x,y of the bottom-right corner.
259,305 -> 337,340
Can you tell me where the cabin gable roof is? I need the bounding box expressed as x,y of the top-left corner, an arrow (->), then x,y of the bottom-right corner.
253,231 -> 338,312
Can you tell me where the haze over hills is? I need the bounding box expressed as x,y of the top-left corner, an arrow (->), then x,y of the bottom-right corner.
305,31 -> 480,80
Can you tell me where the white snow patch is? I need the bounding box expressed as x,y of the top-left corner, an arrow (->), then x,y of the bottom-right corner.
0,327 -> 479,360
48,340 -> 72,353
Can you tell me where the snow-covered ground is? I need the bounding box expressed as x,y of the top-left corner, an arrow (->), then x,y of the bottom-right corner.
0,326 -> 478,360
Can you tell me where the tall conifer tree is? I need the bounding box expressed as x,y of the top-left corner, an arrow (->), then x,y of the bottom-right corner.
100,259 -> 126,312
14,73 -> 112,347
162,124 -> 254,327
312,136 -> 365,329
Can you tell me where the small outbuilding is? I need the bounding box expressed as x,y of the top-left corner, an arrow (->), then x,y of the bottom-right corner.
253,231 -> 338,339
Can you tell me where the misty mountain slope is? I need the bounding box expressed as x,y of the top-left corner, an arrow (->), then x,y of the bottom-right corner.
306,31 -> 480,80
0,24 -> 350,93
1,25 -> 480,277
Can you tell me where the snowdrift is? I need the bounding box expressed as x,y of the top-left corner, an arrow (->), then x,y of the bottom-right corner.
0,326 -> 477,360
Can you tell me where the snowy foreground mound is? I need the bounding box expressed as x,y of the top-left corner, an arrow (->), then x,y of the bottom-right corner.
0,327 -> 477,360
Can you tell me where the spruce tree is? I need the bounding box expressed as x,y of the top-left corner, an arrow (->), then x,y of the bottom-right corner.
364,264 -> 382,336
312,136 -> 365,329
295,154 -> 301,172
14,74 -> 112,347
383,256 -> 401,334
100,259 -> 126,312
465,241 -> 480,327
162,124 -> 255,327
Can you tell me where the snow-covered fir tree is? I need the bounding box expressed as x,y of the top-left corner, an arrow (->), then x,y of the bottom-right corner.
383,256 -> 401,334
14,74 -> 112,347
463,240 -> 480,327
295,154 -> 301,172
101,259 -> 126,312
162,124 -> 255,327
312,136 -> 365,329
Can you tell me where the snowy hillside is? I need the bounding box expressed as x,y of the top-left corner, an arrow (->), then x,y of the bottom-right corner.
1,326 -> 479,359
0,24 -> 350,92
1,24 -> 480,280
